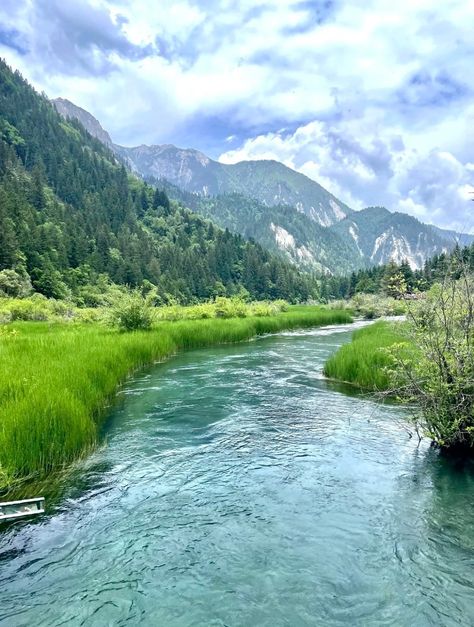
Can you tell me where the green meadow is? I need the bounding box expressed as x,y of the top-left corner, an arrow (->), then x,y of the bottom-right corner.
0,305 -> 351,492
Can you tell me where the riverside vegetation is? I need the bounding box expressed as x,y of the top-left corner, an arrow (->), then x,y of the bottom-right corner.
325,256 -> 474,454
1,55 -> 473,494
0,61 -> 351,490
323,321 -> 407,391
0,298 -> 351,493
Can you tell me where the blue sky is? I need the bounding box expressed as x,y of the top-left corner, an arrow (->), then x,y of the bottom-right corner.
1,0 -> 473,231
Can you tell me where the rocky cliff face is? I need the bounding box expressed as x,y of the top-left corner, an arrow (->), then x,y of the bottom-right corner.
329,207 -> 454,269
52,98 -> 113,147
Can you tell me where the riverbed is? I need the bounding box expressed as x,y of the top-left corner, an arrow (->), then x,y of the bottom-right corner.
1,323 -> 473,626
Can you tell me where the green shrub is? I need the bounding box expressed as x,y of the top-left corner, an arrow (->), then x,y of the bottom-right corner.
1,298 -> 50,321
274,299 -> 290,312
109,290 -> 154,331
154,298 -> 290,321
75,308 -> 105,324
388,278 -> 474,452
249,301 -> 288,316
0,295 -> 78,322
330,293 -> 407,319
181,303 -> 215,319
0,269 -> 32,297
250,302 -> 273,317
214,296 -> 247,318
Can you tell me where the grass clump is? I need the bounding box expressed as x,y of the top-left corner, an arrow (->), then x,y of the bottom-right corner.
323,321 -> 408,390
0,305 -> 352,491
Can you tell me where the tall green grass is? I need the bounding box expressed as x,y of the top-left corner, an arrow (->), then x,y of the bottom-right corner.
0,306 -> 351,491
323,321 -> 407,390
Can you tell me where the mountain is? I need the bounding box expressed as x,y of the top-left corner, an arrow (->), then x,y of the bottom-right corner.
159,183 -> 472,272
116,144 -> 353,227
328,207 -> 455,269
52,97 -> 113,147
52,97 -> 471,273
50,99 -> 351,228
0,59 -> 315,303
159,183 -> 359,274
430,226 -> 474,247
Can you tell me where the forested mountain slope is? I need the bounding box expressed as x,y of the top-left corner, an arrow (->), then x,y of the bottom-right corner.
0,60 -> 315,303
52,98 -> 352,228
117,143 -> 352,227
52,97 -> 472,274
157,182 -> 360,274
53,97 -> 113,147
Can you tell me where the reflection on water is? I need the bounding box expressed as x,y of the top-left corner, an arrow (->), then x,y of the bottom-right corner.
0,323 -> 473,626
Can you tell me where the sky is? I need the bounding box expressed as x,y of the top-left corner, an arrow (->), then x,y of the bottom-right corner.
1,0 -> 473,231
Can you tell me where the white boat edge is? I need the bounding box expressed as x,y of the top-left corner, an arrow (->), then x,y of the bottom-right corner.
0,497 -> 45,521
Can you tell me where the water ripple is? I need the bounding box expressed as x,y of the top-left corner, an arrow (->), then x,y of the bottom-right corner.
1,325 -> 473,626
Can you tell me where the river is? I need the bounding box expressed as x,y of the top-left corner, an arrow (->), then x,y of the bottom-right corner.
0,322 -> 473,626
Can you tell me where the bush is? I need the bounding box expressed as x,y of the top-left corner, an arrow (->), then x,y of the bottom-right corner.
0,298 -> 51,321
249,301 -> 288,316
155,298 -> 290,321
0,269 -> 32,298
0,295 -> 78,322
214,296 -> 247,318
274,299 -> 290,312
109,290 -> 154,331
388,276 -> 474,452
250,302 -> 274,317
75,308 -> 106,324
181,303 -> 215,320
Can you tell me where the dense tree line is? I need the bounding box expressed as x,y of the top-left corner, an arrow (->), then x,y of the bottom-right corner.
319,244 -> 474,300
0,59 -> 316,304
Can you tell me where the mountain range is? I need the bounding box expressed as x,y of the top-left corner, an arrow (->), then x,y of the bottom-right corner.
52,97 -> 472,273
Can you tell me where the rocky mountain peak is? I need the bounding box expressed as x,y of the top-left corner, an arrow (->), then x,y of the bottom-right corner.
52,98 -> 113,147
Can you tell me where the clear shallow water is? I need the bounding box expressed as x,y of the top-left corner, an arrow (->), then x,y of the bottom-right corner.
1,324 -> 473,626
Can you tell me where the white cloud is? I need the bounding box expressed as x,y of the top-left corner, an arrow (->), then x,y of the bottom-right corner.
0,0 -> 473,229
219,121 -> 474,232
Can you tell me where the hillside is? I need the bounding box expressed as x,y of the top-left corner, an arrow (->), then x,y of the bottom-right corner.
52,98 -> 471,273
52,97 -> 113,147
158,183 -> 360,274
116,143 -> 353,227
0,60 -> 315,303
160,185 -> 470,273
51,98 -> 352,228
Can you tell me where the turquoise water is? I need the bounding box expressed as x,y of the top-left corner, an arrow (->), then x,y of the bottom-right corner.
1,323 -> 473,626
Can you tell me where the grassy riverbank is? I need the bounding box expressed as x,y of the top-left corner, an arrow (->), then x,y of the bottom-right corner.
323,321 -> 407,390
0,306 -> 351,492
